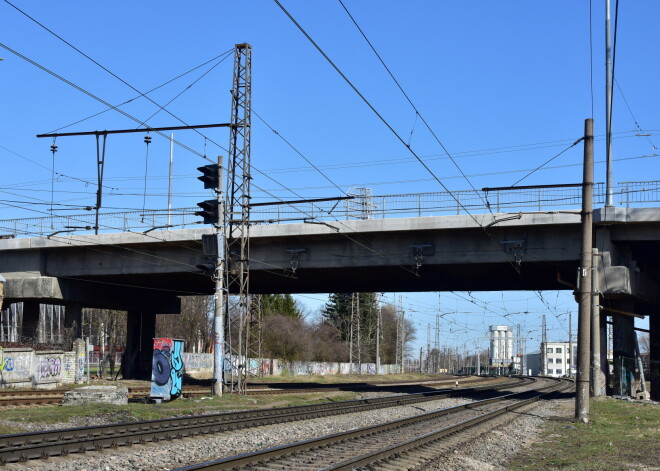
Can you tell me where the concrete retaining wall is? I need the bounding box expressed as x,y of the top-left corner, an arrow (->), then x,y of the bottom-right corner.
0,347 -> 86,388
182,352 -> 401,378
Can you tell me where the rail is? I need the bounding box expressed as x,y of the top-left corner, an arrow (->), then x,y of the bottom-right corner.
0,181 -> 658,238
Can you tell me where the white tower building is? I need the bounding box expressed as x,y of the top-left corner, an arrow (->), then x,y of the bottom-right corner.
489,325 -> 513,366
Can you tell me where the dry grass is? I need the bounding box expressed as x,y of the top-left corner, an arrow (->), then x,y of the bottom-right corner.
508,397 -> 660,470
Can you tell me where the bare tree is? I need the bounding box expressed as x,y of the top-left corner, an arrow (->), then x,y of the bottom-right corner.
638,333 -> 650,355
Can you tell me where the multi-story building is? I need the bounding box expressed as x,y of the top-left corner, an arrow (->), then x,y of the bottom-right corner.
526,341 -> 576,377
543,342 -> 576,377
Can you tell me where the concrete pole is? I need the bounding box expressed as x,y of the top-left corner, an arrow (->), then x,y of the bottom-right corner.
213,156 -> 225,397
591,248 -> 604,396
576,118 -> 594,422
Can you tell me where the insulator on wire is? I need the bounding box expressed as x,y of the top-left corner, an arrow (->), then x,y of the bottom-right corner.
144,134 -> 152,145
50,144 -> 58,153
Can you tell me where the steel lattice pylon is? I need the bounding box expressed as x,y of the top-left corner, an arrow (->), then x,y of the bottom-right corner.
225,44 -> 252,394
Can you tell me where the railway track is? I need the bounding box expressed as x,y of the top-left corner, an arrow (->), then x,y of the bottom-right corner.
0,386 -> 211,407
0,376 -> 527,464
0,375 -> 495,406
174,377 -> 572,471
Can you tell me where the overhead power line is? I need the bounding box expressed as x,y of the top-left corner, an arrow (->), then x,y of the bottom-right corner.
3,0 -> 230,154
337,0 -> 489,210
0,42 -> 210,161
47,50 -> 234,134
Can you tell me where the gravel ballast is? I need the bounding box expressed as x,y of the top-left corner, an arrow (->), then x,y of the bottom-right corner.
4,393 -> 474,471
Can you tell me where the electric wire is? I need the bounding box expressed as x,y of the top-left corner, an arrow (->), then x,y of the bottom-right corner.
615,79 -> 658,150
47,50 -> 234,134
273,0 -> 523,275
337,0 -> 490,211
0,145 -> 118,191
253,110 -> 346,195
0,42 -> 210,161
2,0 -> 230,155
510,137 -> 584,187
139,55 -> 230,126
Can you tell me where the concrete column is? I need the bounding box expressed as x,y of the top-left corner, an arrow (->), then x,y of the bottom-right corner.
598,312 -> 609,395
650,307 -> 660,401
121,310 -> 156,380
612,300 -> 636,397
64,302 -> 83,340
73,338 -> 86,384
0,275 -> 5,312
22,301 -> 40,341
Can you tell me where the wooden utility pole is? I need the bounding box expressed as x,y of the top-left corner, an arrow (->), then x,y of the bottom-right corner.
576,118 -> 594,422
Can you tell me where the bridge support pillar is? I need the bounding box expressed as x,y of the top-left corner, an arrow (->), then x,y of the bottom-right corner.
595,312 -> 609,396
611,300 -> 637,397
64,302 -> 82,340
122,310 -> 156,380
21,300 -> 40,342
650,309 -> 660,401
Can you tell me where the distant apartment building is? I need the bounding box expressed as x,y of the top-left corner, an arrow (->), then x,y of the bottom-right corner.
526,341 -> 576,377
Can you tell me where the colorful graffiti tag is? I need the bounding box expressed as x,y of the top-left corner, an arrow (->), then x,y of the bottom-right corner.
37,357 -> 61,379
150,338 -> 185,401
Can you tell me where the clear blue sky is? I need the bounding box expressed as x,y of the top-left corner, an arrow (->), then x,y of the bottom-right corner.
1,1 -> 657,354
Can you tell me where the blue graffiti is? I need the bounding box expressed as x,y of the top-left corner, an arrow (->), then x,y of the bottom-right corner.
170,340 -> 184,396
4,357 -> 14,372
150,339 -> 185,401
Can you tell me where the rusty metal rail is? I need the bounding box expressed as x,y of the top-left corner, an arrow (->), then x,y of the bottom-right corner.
174,377 -> 570,470
0,377 -> 528,464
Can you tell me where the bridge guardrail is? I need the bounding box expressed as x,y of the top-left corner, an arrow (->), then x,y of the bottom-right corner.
1,181 -> 658,238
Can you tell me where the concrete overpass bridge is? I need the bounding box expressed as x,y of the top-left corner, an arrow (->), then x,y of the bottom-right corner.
1,182 -> 659,395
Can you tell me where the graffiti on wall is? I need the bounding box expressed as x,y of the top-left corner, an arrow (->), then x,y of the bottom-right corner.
62,353 -> 76,382
0,351 -> 32,382
181,353 -> 213,372
37,356 -> 62,379
151,338 -> 185,401
77,351 -> 85,381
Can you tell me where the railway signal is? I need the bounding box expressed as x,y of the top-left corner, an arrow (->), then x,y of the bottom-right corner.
195,200 -> 219,225
197,164 -> 221,189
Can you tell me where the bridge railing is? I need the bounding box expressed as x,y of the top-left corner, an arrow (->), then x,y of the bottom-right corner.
1,181 -> 659,238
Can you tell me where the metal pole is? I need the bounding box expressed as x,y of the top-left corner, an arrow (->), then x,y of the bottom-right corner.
605,0 -> 614,206
85,336 -> 90,383
99,321 -> 105,378
400,297 -> 405,373
167,133 -> 174,226
349,293 -> 355,373
591,248 -> 603,395
576,118 -> 594,422
376,294 -> 381,374
357,293 -> 361,373
213,156 -> 225,397
476,340 -> 480,375
569,311 -> 573,377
